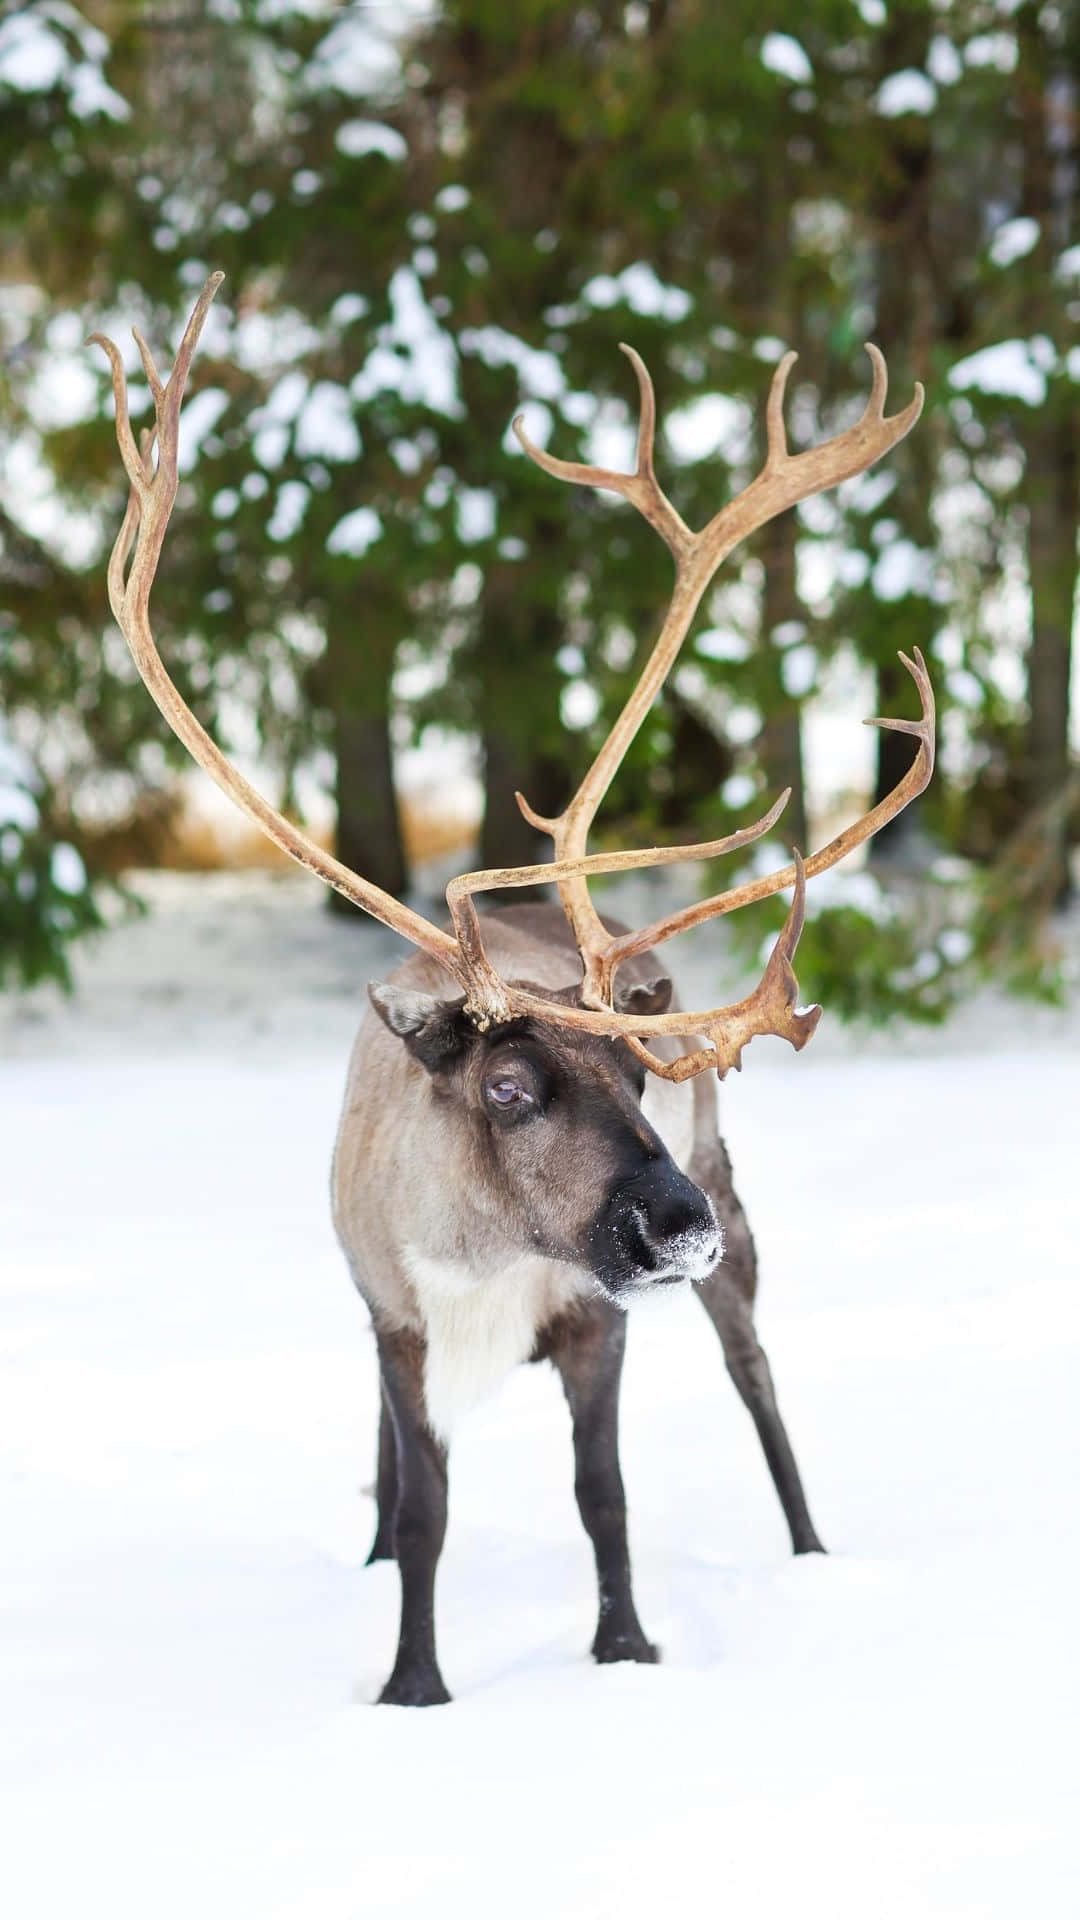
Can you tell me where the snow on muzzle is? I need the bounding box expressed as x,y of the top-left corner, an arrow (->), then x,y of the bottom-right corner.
590,1163 -> 723,1299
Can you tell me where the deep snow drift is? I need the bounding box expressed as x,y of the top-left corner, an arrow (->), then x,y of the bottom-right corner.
2,872 -> 1077,1919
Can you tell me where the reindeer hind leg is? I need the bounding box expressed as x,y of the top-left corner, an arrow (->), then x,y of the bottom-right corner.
691,1144 -> 825,1556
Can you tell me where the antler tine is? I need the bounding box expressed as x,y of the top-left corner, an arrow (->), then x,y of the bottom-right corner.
85,328 -> 149,503
602,647 -> 936,972
445,790 -> 792,1016
512,346 -> 693,560
865,647 -> 933,739
622,850 -> 821,1082
91,274 -> 468,986
764,350 -> 798,467
131,326 -> 166,411
625,344 -> 656,465
864,341 -> 889,416
698,343 -> 924,561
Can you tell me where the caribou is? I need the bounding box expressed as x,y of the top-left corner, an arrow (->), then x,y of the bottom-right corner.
91,276 -> 932,1705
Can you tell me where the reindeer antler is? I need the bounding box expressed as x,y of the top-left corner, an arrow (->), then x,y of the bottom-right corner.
89,274 -> 470,989
510,342 -> 926,1022
93,276 -> 932,1081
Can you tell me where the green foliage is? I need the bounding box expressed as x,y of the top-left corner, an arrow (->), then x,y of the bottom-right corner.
0,759 -> 102,990
792,902 -> 958,1027
0,0 -> 1074,1008
725,873 -> 964,1028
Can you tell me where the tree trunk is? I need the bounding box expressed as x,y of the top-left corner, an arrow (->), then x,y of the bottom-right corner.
759,510 -> 808,854
1021,414 -> 1077,862
868,4 -> 937,848
481,728 -> 566,876
325,607 -> 407,912
475,549 -> 568,890
1015,2 -> 1077,904
750,148 -> 809,857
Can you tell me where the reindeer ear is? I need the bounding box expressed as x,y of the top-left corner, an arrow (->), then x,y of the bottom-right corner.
367,983 -> 471,1074
614,972 -> 673,1018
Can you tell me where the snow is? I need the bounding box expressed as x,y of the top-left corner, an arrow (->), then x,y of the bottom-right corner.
435,184 -> 470,213
294,382 -> 361,463
232,309 -> 322,378
0,731 -> 40,833
989,216 -> 1040,268
0,8 -> 67,90
175,387 -> 229,475
964,31 -> 1018,73
779,641 -> 816,698
759,32 -> 813,85
695,626 -> 751,663
459,325 -> 565,401
582,404 -> 637,477
927,36 -> 963,86
0,425 -> 101,568
267,479 -> 310,541
326,505 -> 382,556
305,13 -> 402,97
25,319 -> 99,429
664,392 -> 752,466
456,486 -> 496,544
212,486 -> 240,520
351,267 -> 461,418
560,680 -> 601,730
0,0 -> 128,120
948,339 -> 1050,407
49,841 -> 86,894
871,538 -> 935,602
335,119 -> 407,162
875,70 -> 938,117
581,264 -> 691,323
721,773 -> 755,809
329,292 -> 369,328
2,871 -> 1078,1919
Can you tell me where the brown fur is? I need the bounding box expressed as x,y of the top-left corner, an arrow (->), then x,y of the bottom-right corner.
333,904 -> 824,1704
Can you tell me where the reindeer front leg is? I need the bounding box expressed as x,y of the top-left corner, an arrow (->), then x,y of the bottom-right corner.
374,1325 -> 451,1706
550,1305 -> 658,1666
366,1390 -> 397,1565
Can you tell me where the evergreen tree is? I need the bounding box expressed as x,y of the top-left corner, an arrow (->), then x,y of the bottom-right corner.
1,0 -> 1074,1007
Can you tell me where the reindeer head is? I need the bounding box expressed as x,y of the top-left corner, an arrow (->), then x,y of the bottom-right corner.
368,973 -> 721,1299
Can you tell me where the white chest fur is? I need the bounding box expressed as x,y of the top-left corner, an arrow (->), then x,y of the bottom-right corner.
401,1245 -> 583,1438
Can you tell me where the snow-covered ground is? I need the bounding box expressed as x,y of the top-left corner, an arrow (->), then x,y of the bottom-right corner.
2,872 -> 1077,1919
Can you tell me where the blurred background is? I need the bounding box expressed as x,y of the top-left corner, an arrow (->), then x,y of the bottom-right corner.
1,0 -> 1077,1021
3,12 -> 1078,1902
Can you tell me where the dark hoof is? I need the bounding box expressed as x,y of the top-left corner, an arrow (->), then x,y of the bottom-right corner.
793,1535 -> 827,1556
378,1668 -> 451,1707
592,1627 -> 660,1666
365,1533 -> 395,1566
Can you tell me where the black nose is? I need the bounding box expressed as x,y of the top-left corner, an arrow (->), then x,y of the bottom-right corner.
638,1177 -> 717,1259
594,1161 -> 720,1290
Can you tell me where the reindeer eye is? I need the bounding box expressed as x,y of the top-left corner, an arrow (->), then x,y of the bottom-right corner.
486,1078 -> 527,1108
